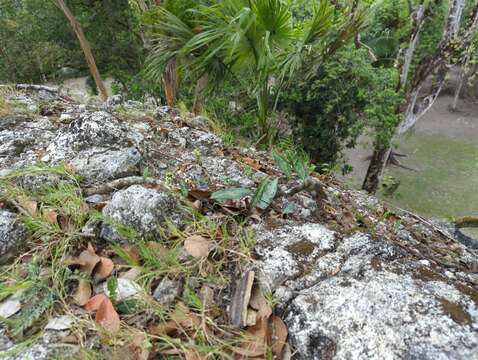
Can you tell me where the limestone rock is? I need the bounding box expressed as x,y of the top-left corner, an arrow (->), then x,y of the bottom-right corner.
255,225 -> 478,360
101,185 -> 182,242
0,210 -> 28,264
43,111 -> 128,163
69,147 -> 142,183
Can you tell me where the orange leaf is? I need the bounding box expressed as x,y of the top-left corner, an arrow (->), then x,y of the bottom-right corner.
85,294 -> 108,312
94,257 -> 114,281
270,316 -> 288,357
233,317 -> 268,358
73,279 -> 92,306
184,235 -> 211,258
96,296 -> 121,332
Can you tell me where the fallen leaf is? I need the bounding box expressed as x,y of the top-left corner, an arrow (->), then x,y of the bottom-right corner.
94,257 -> 114,281
0,297 -> 21,318
234,316 -> 268,358
184,235 -> 211,258
148,320 -> 179,335
73,279 -> 92,306
17,197 -> 37,216
249,286 -> 272,320
270,315 -> 288,357
45,315 -> 74,331
96,296 -> 121,332
78,246 -> 101,275
127,333 -> 151,360
85,294 -> 108,312
42,208 -> 58,225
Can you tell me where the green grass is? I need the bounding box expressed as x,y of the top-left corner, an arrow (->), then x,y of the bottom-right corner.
379,133 -> 478,220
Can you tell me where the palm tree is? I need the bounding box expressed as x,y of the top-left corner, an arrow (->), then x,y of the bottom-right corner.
147,0 -> 363,136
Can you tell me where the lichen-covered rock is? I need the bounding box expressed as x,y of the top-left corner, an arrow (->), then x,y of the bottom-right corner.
255,225 -> 478,360
0,210 -> 28,264
43,111 -> 129,163
69,147 -> 142,183
101,185 -> 182,242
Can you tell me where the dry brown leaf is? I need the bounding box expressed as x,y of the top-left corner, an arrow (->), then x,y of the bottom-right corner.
94,257 -> 114,281
42,208 -> 58,225
17,197 -> 37,216
73,279 -> 92,306
85,294 -> 108,312
78,246 -> 101,275
233,316 -> 268,358
96,296 -> 121,332
184,235 -> 211,258
249,286 -> 272,320
270,316 -> 288,357
148,321 -> 179,336
122,245 -> 141,265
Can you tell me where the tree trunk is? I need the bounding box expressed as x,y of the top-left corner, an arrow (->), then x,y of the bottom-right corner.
162,58 -> 177,107
193,73 -> 209,115
451,70 -> 465,111
362,146 -> 391,194
55,0 -> 108,101
362,0 -> 467,194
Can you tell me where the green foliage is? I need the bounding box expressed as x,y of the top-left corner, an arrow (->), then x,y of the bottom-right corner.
146,0 -> 363,136
279,46 -> 400,166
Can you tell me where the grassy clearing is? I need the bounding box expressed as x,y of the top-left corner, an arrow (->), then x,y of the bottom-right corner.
379,133 -> 478,220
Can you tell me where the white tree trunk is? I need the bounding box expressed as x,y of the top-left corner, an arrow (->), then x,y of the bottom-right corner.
401,5 -> 425,88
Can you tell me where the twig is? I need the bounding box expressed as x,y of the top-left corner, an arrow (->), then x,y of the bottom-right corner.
82,176 -> 167,196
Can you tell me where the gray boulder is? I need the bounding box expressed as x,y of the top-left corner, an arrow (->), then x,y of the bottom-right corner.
255,224 -> 478,360
43,111 -> 128,163
101,185 -> 182,242
0,210 -> 28,264
69,147 -> 142,183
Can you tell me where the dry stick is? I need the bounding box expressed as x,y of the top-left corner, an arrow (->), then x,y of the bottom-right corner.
454,217 -> 478,228
82,176 -> 166,196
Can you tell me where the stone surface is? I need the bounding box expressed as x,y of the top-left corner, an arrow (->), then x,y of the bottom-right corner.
43,111 -> 128,163
152,278 -> 182,306
255,225 -> 478,360
101,185 -> 182,241
69,147 -> 142,183
0,210 -> 28,264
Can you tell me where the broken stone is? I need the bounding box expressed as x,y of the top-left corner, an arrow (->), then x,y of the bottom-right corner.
152,278 -> 181,306
101,185 -> 182,242
0,210 -> 28,264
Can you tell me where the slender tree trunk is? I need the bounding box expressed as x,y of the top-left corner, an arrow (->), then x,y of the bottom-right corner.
162,58 -> 177,107
193,73 -> 208,115
362,0 -> 467,194
55,0 -> 108,101
451,70 -> 465,111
